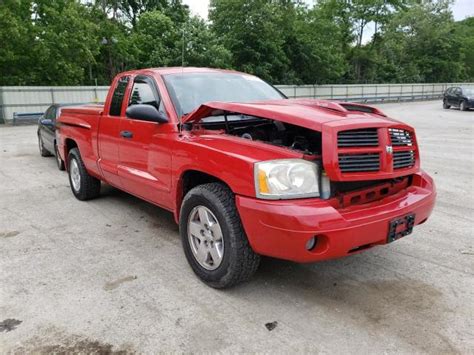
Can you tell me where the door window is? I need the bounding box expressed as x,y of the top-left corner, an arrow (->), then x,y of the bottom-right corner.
128,77 -> 167,118
129,82 -> 159,108
44,107 -> 54,120
49,107 -> 57,121
110,76 -> 130,116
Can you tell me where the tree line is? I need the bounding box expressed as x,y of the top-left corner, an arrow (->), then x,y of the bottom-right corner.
0,0 -> 472,86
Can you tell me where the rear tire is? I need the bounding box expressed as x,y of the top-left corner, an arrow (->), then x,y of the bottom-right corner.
38,135 -> 51,157
179,183 -> 260,288
460,100 -> 468,111
55,143 -> 65,171
443,100 -> 450,109
67,148 -> 101,201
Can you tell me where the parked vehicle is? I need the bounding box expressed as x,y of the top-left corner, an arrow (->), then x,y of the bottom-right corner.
57,68 -> 436,288
443,86 -> 474,111
38,103 -> 86,170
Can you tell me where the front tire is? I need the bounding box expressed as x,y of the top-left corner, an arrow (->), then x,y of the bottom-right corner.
180,183 -> 260,288
54,143 -> 65,171
38,135 -> 51,157
67,148 -> 101,201
460,100 -> 468,111
443,99 -> 451,109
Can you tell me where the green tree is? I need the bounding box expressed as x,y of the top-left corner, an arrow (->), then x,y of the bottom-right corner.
182,16 -> 232,68
455,17 -> 474,81
115,0 -> 189,27
31,0 -> 101,85
0,0 -> 37,85
209,0 -> 290,83
376,0 -> 465,82
285,4 -> 347,84
132,10 -> 180,67
88,3 -> 138,84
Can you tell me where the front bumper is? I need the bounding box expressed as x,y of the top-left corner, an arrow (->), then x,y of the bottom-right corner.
236,171 -> 436,263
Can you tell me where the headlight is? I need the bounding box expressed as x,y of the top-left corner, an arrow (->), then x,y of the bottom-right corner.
254,159 -> 320,199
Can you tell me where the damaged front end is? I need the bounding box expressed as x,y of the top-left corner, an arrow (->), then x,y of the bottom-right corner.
182,99 -> 421,208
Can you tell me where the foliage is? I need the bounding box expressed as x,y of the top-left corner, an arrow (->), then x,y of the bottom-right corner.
0,0 -> 472,86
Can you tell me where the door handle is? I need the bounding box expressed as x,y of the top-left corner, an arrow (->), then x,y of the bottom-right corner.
120,130 -> 133,139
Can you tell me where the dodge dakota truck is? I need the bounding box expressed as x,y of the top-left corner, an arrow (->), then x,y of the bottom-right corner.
57,68 -> 436,288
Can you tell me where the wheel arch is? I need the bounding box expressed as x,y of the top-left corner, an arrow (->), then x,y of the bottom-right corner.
174,169 -> 233,223
63,138 -> 78,169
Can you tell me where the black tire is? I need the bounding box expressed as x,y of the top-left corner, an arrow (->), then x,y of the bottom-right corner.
54,143 -> 65,171
443,99 -> 451,109
67,148 -> 101,201
38,134 -> 51,157
460,100 -> 468,111
179,183 -> 260,288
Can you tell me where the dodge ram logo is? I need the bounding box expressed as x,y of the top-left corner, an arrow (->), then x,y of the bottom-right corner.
386,145 -> 393,154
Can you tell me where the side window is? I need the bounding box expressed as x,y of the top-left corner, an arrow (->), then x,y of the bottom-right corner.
455,88 -> 462,95
43,107 -> 56,121
128,77 -> 167,119
110,76 -> 130,116
43,107 -> 51,120
129,81 -> 158,108
49,107 -> 57,121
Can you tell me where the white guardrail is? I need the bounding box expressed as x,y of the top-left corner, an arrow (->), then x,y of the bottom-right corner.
0,83 -> 472,124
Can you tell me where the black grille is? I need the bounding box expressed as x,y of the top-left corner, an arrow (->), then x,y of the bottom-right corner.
339,153 -> 380,172
393,150 -> 415,169
338,129 -> 379,147
389,129 -> 413,146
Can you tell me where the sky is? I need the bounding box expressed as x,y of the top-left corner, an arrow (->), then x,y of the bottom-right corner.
182,0 -> 474,21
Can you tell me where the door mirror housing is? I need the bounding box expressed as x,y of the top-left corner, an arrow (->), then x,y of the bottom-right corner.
125,104 -> 168,123
40,118 -> 54,127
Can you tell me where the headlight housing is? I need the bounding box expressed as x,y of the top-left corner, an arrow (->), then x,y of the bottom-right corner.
254,159 -> 320,199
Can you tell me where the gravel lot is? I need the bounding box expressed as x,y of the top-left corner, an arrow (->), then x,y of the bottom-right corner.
1,101 -> 473,353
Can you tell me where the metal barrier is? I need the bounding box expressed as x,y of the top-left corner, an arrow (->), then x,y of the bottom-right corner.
276,83 -> 474,102
12,112 -> 44,125
1,83 -> 472,124
0,86 -> 109,124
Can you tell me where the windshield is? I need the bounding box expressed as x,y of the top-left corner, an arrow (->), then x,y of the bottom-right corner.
163,72 -> 285,117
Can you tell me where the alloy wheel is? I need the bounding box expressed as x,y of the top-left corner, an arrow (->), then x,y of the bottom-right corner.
187,205 -> 224,270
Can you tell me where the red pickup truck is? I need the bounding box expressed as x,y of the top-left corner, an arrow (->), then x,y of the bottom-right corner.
57,68 -> 436,288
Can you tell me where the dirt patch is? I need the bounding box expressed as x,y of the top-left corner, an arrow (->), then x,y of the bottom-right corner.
255,259 -> 459,353
0,319 -> 22,332
0,231 -> 20,238
11,330 -> 135,355
17,339 -> 132,355
103,276 -> 137,291
265,321 -> 278,331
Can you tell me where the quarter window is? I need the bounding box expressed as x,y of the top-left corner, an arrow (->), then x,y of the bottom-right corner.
109,76 -> 130,116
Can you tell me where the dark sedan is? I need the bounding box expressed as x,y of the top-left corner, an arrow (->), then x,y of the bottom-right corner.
37,103 -> 85,170
443,86 -> 474,111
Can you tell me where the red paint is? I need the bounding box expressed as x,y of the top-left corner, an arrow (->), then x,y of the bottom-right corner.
57,68 -> 436,263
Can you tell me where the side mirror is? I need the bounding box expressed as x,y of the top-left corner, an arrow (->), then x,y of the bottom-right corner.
125,104 -> 168,123
40,118 -> 54,127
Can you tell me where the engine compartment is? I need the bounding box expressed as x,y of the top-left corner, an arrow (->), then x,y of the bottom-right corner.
188,113 -> 415,204
191,114 -> 322,155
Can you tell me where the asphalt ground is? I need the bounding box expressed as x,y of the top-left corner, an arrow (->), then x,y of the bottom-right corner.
0,100 -> 473,353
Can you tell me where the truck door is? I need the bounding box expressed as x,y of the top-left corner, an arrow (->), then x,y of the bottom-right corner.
97,75 -> 130,188
117,75 -> 173,209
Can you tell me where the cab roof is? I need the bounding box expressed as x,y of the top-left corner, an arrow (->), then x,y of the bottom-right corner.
119,67 -> 244,77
